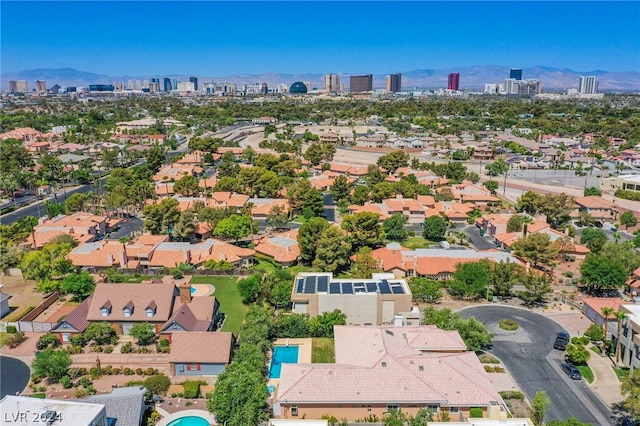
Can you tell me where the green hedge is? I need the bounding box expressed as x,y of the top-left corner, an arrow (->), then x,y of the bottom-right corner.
182,380 -> 207,398
615,189 -> 640,201
469,407 -> 484,418
499,390 -> 525,400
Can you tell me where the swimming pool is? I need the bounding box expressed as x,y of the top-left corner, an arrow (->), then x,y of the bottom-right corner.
166,416 -> 209,426
190,286 -> 196,294
268,346 -> 299,378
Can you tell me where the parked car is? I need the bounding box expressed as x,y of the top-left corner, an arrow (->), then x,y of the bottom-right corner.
561,362 -> 582,380
554,331 -> 570,350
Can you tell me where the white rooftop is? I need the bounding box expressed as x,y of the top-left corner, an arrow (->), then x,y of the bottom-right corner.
0,396 -> 105,426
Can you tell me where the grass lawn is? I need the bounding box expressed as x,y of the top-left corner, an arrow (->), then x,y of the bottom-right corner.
0,332 -> 12,347
287,265 -> 317,275
613,366 -> 631,380
403,237 -> 437,250
577,365 -> 594,383
189,276 -> 247,334
253,259 -> 277,273
590,345 -> 602,355
121,274 -> 156,283
293,215 -> 308,224
311,338 -> 335,363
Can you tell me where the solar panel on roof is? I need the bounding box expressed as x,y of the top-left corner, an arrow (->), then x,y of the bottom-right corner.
342,282 -> 353,294
379,280 -> 391,294
366,282 -> 378,292
296,278 -> 304,293
303,276 -> 316,294
330,282 -> 341,294
391,286 -> 404,294
317,276 -> 328,292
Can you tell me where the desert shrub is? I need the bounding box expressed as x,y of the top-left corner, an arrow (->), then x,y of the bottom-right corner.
123,367 -> 134,376
120,342 -> 133,353
103,346 -> 113,353
144,374 -> 171,396
469,408 -> 484,418
60,375 -> 73,389
67,368 -> 82,379
74,388 -> 88,398
136,368 -> 144,376
112,368 -> 121,375
36,334 -> 61,350
156,339 -> 170,353
5,331 -> 26,348
79,376 -> 93,388
478,353 -> 500,364
89,367 -> 101,379
146,368 -> 156,376
101,365 -> 113,376
499,390 -> 525,400
65,345 -> 83,354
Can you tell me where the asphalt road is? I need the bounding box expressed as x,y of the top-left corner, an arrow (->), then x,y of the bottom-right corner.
0,356 -> 30,398
460,306 -> 614,425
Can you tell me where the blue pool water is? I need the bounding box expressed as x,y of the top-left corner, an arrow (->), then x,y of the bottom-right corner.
167,416 -> 209,426
269,346 -> 299,378
190,286 -> 196,294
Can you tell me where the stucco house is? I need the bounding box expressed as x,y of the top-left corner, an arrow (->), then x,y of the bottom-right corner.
169,331 -> 234,376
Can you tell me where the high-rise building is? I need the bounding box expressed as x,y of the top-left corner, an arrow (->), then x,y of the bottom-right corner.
578,76 -> 598,94
35,80 -> 47,94
447,73 -> 460,91
260,83 -> 268,95
189,77 -> 198,91
177,81 -> 195,92
504,78 -> 518,94
510,68 -> 523,80
350,74 -> 373,93
171,78 -> 178,91
386,74 -> 402,93
324,74 -> 341,93
303,81 -> 313,92
8,80 -> 28,93
163,77 -> 172,92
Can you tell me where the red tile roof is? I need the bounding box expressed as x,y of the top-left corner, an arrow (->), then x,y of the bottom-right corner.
169,332 -> 233,364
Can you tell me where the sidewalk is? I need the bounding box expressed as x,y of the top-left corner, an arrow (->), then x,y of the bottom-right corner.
587,350 -> 624,406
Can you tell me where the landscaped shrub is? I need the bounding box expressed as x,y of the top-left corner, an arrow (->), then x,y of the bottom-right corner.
469,408 -> 483,418
79,376 -> 93,388
136,368 -> 144,376
65,345 -> 83,354
499,390 -> 525,400
112,368 -> 121,375
584,324 -> 604,342
36,334 -> 62,351
144,374 -> 171,396
182,380 -> 206,398
5,331 -> 26,348
146,368 -> 156,376
74,388 -> 88,398
478,353 -> 500,364
498,319 -> 519,331
69,334 -> 87,347
6,325 -> 17,334
103,346 -> 113,353
60,375 -> 73,389
89,367 -> 101,379
123,367 -> 134,376
101,365 -> 113,376
156,339 -> 170,354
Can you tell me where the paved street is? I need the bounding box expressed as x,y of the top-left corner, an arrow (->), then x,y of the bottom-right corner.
460,305 -> 614,425
0,356 -> 30,398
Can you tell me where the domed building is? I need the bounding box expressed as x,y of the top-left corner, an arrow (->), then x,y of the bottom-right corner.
289,81 -> 308,94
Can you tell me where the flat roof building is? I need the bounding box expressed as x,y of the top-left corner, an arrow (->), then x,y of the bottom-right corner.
448,73 -> 460,91
386,73 -> 401,93
349,74 -> 373,93
0,395 -> 107,426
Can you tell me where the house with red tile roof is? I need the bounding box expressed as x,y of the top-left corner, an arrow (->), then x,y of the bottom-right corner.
152,164 -> 202,183
147,239 -> 255,269
573,196 -> 618,221
68,235 -> 170,271
627,267 -> 640,298
581,297 -> 624,333
0,127 -> 41,142
368,243 -> 520,280
253,230 -> 300,265
169,331 -> 234,376
53,281 -> 221,340
275,325 -> 507,421
30,212 -> 113,248
250,198 -> 290,220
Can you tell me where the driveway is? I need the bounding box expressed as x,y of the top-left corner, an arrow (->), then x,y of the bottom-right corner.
460,306 -> 613,425
458,225 -> 496,250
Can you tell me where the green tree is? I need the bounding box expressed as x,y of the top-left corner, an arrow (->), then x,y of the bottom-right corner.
213,214 -> 252,241
297,217 -> 330,264
173,209 -> 196,242
615,310 -> 627,364
448,260 -> 492,299
350,247 -> 382,279
266,204 -> 289,229
304,142 -> 335,166
84,322 -> 118,346
38,154 -> 64,186
516,191 -> 542,215
422,215 -> 447,241
309,309 -> 347,338
620,368 -> 640,420
351,185 -> 370,205
0,138 -> 34,175
129,322 -> 156,345
512,233 -> 558,268
237,274 -> 261,304
383,213 -> 408,242
483,180 -> 499,194
313,226 -> 352,273
65,193 -> 88,213
580,254 -> 628,293
376,150 -> 409,174
146,145 -> 166,173
142,198 -> 180,235
490,260 -> 525,297
566,339 -> 590,365
60,272 -> 95,301
32,349 -> 72,383
580,228 -> 608,253
342,211 -> 385,249
620,211 -> 638,230
536,193 -> 574,229
547,418 -> 592,426
269,313 -> 310,339
583,323 -> 604,342
173,174 -> 200,197
408,277 -> 442,303
450,316 -> 493,351
486,158 -> 508,176
506,215 -> 525,233
531,389 -> 551,426
517,271 -> 553,306
330,175 -> 351,202
144,374 -> 171,396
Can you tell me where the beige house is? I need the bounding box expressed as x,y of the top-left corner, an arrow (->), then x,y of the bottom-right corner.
291,273 -> 412,325
275,325 -> 508,421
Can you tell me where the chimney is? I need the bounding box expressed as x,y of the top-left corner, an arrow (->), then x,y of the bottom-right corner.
179,283 -> 192,303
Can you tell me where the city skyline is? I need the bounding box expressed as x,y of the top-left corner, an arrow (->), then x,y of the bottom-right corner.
2,1 -> 639,76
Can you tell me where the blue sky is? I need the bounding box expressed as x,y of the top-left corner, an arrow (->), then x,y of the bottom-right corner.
2,1 -> 639,76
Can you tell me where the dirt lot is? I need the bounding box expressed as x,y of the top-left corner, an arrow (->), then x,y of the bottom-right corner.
0,276 -> 47,319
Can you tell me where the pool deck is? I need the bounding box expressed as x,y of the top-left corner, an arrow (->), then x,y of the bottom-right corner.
191,284 -> 215,297
268,338 -> 312,391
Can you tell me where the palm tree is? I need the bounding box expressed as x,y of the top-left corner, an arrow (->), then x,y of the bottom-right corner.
601,307 -> 614,347
615,310 -> 627,364
521,215 -> 534,237
119,236 -> 130,268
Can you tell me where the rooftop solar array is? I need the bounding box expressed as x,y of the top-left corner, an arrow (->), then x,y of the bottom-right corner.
295,275 -> 407,295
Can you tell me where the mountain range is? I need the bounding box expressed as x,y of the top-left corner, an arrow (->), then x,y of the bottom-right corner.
2,66 -> 639,92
